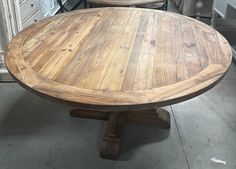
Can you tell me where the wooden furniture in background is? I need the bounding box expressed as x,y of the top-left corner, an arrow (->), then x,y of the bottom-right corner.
171,0 -> 213,18
20,0 -> 68,28
5,8 -> 232,159
196,0 -> 203,20
86,0 -> 167,9
0,0 -> 67,81
137,0 -> 168,11
0,0 -> 22,81
57,0 -> 84,12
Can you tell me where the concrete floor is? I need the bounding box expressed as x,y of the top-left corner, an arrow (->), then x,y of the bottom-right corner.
1,1 -> 236,169
0,64 -> 235,169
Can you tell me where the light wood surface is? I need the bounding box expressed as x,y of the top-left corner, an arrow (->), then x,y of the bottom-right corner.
86,0 -> 164,6
5,8 -> 232,111
5,7 -> 232,160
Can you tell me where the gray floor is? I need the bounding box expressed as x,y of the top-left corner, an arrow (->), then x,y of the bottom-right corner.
0,64 -> 235,169
1,1 -> 236,169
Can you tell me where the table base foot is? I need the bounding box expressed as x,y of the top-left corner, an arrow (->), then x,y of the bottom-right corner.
70,109 -> 108,120
126,108 -> 170,129
100,112 -> 126,160
69,108 -> 170,159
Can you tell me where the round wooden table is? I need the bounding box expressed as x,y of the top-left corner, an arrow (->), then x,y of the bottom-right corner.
5,8 -> 232,160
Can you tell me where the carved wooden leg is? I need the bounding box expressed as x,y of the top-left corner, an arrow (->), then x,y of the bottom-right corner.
70,108 -> 170,159
100,112 -> 127,160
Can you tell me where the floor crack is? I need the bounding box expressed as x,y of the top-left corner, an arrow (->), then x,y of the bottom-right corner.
171,105 -> 191,169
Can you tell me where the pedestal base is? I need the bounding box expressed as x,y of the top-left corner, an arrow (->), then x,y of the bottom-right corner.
70,108 -> 170,160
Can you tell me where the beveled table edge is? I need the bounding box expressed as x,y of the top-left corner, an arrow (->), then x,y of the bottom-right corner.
5,7 -> 233,111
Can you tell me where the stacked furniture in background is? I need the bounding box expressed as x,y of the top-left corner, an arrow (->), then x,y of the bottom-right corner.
86,0 -> 168,10
0,0 -> 67,81
137,0 -> 168,11
171,0 -> 213,18
20,0 -> 67,29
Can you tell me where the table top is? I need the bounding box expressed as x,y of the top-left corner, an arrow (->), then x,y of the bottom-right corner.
5,8 -> 232,111
86,0 -> 164,6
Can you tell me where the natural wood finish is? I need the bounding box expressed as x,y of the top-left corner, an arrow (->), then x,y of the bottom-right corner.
5,8 -> 232,112
70,109 -> 109,120
126,108 -> 170,129
70,108 -> 170,128
100,112 -> 126,159
70,108 -> 170,159
4,8 -> 232,160
86,0 -> 164,6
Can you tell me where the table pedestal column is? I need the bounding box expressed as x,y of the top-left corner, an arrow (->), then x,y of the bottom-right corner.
101,112 -> 126,159
70,108 -> 170,160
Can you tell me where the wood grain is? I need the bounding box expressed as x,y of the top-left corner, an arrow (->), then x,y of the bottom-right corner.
100,112 -> 126,159
70,107 -> 170,159
70,108 -> 170,129
5,8 -> 232,111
